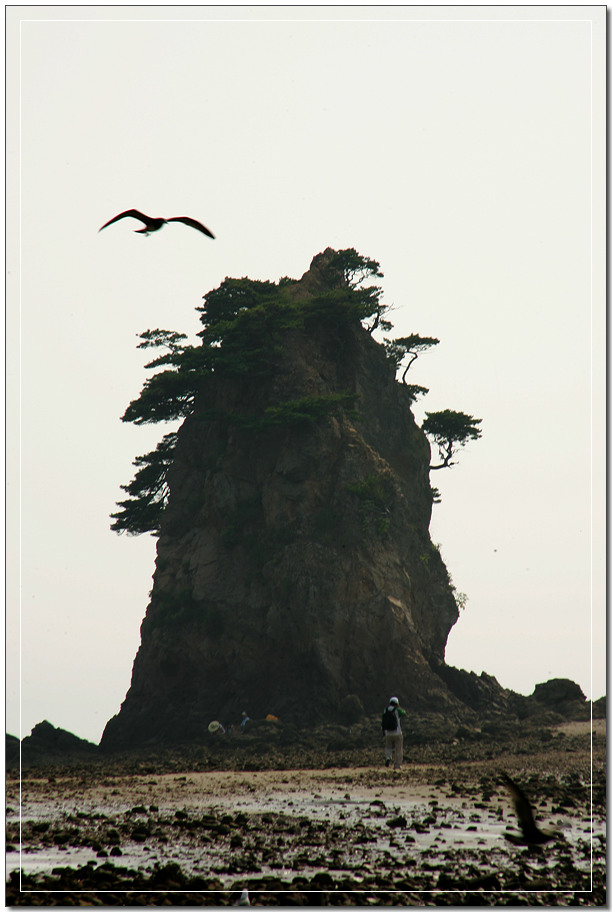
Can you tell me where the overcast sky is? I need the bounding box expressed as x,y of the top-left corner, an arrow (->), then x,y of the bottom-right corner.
7,6 -> 606,744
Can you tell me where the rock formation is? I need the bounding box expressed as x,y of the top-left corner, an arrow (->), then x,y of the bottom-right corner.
6,721 -> 98,769
97,251 -> 514,749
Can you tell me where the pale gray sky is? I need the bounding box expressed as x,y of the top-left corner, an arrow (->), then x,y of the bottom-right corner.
7,6 -> 606,744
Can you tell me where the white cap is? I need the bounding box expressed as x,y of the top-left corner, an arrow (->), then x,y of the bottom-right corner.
389,696 -> 399,705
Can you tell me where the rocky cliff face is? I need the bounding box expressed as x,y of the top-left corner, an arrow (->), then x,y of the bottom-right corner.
102,250 -> 466,749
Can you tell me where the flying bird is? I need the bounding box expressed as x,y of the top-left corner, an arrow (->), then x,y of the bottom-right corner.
500,771 -> 558,846
99,209 -> 215,238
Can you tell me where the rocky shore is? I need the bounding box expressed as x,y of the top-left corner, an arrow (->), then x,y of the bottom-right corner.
6,718 -> 605,906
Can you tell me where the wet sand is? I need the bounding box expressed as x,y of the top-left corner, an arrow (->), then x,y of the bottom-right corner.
6,720 -> 606,906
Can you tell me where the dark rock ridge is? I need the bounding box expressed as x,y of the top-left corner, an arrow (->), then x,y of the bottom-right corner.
98,251 -> 591,751
5,733 -> 19,768
6,721 -> 98,769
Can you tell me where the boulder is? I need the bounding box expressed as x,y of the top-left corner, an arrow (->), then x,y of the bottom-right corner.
532,678 -> 587,707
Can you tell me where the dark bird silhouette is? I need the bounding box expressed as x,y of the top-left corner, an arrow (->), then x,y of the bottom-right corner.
501,771 -> 558,846
99,209 -> 215,238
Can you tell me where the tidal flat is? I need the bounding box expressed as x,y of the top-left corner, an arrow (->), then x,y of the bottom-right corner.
6,720 -> 605,906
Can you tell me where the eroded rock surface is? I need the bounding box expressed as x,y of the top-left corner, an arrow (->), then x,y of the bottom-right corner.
101,251 -> 469,749
98,252 -> 591,751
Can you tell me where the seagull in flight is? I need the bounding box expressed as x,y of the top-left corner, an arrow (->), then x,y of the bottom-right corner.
99,209 -> 215,238
501,771 -> 559,846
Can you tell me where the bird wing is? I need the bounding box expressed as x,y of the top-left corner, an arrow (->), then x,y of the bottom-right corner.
99,209 -> 154,231
166,216 -> 215,238
501,772 -> 540,841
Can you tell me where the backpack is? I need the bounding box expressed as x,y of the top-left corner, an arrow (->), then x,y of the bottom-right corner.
381,707 -> 397,732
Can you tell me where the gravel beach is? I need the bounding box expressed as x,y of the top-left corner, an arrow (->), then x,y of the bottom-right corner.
6,719 -> 605,906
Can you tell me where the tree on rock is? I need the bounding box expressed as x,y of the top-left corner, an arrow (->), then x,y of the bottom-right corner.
110,248 -> 387,536
110,248 -> 482,535
328,248 -> 391,333
422,410 -> 482,470
385,334 -> 439,384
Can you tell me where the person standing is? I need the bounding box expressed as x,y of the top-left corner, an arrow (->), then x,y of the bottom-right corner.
381,696 -> 405,769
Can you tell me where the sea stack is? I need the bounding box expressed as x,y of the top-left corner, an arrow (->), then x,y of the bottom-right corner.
101,249 -> 463,749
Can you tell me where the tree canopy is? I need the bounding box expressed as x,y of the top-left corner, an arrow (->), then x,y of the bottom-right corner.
422,410 -> 483,470
384,334 -> 439,384
110,433 -> 177,534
